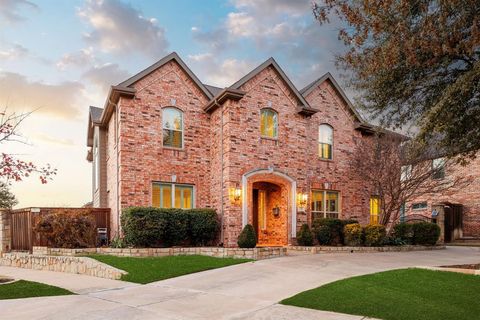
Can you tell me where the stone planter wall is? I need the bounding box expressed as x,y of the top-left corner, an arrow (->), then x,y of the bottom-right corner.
0,252 -> 126,280
32,246 -> 287,260
287,245 -> 446,254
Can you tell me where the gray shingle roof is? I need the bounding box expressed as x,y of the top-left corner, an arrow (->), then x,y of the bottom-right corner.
89,106 -> 103,123
204,84 -> 223,96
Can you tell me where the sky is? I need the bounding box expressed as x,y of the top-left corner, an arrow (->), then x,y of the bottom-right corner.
0,0 -> 348,208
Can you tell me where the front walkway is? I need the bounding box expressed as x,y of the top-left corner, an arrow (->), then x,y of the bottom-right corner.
0,246 -> 478,319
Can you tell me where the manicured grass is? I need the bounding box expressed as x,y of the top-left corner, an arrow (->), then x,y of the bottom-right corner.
0,280 -> 73,300
281,268 -> 480,320
87,254 -> 252,284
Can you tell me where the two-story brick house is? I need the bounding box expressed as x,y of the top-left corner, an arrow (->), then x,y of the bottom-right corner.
86,52 -> 380,247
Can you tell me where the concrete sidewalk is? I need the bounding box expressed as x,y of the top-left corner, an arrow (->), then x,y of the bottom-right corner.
0,246 -> 478,319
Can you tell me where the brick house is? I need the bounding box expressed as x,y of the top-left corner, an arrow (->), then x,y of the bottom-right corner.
403,155 -> 480,243
86,52 -> 382,247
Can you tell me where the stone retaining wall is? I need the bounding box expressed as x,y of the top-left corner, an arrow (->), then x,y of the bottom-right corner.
0,252 -> 126,280
287,245 -> 446,254
0,210 -> 11,253
32,246 -> 287,260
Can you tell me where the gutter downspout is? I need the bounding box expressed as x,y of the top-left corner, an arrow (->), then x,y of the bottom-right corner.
115,104 -> 120,237
218,100 -> 225,245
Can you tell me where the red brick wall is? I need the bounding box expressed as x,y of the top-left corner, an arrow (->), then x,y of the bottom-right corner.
406,155 -> 480,238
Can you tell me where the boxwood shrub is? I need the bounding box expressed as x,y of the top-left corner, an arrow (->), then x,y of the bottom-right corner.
237,224 -> 257,248
121,207 -> 219,247
312,218 -> 354,245
411,222 -> 441,245
296,224 -> 314,246
343,223 -> 363,246
393,222 -> 414,244
363,224 -> 387,246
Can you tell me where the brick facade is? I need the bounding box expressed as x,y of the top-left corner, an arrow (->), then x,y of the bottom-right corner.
405,154 -> 480,240
87,53 -> 378,247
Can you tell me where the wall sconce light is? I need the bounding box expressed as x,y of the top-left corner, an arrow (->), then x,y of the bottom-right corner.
297,192 -> 308,211
229,187 -> 242,204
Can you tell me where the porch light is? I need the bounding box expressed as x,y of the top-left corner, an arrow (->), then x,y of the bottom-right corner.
297,193 -> 308,209
229,187 -> 242,203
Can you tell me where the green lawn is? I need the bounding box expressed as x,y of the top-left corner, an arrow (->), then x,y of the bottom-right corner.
87,254 -> 252,284
0,280 -> 73,300
281,268 -> 480,320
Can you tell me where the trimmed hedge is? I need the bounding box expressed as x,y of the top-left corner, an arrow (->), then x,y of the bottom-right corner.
343,223 -> 363,246
364,224 -> 387,246
121,207 -> 219,247
412,222 -> 441,245
393,222 -> 440,245
297,224 -> 314,246
312,218 -> 359,245
238,224 -> 257,248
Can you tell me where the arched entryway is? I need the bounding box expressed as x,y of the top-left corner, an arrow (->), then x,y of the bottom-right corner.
242,168 -> 297,246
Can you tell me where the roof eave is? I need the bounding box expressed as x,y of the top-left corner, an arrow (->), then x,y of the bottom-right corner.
204,88 -> 246,113
99,85 -> 136,124
297,106 -> 319,116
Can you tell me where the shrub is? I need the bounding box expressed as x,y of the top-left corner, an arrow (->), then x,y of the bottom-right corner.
412,222 -> 440,245
34,211 -> 96,248
296,224 -> 314,246
363,224 -> 386,247
312,218 -> 344,245
393,223 -> 414,244
237,224 -> 257,248
188,209 -> 219,246
121,207 -> 220,247
343,223 -> 363,246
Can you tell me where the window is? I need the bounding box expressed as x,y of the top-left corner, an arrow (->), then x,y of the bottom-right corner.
94,136 -> 99,191
260,108 -> 278,138
162,107 -> 183,148
152,183 -> 194,209
311,190 -> 340,219
319,124 -> 333,160
401,165 -> 412,181
399,202 -> 406,223
412,202 -> 427,210
258,190 -> 267,231
432,158 -> 445,179
370,196 -> 381,224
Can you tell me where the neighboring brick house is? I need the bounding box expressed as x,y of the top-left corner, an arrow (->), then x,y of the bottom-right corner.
86,52 -> 382,247
403,155 -> 480,243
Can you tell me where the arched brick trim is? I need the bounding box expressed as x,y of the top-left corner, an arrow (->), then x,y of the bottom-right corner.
242,168 -> 297,238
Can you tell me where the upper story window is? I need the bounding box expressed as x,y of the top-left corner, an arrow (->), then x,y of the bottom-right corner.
162,107 -> 183,148
370,196 -> 381,224
401,165 -> 412,181
432,158 -> 445,180
260,108 -> 278,138
319,124 -> 333,160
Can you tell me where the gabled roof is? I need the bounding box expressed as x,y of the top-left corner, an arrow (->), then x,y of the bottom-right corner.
300,72 -> 363,123
118,52 -> 213,100
230,57 -> 313,112
204,84 -> 223,96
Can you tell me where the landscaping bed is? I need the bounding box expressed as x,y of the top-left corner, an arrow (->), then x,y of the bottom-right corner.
0,279 -> 73,300
281,268 -> 480,320
85,254 -> 252,284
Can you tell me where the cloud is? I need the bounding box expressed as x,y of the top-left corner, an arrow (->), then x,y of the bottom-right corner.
56,48 -> 95,70
0,72 -> 84,118
0,0 -> 38,23
82,63 -> 130,94
78,0 -> 169,58
188,53 -> 254,87
35,133 -> 76,146
0,43 -> 29,59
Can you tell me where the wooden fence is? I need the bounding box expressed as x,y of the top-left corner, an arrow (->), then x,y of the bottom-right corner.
10,207 -> 110,253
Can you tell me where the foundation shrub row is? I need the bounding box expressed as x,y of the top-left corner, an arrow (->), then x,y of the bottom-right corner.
297,218 -> 440,247
121,207 -> 219,247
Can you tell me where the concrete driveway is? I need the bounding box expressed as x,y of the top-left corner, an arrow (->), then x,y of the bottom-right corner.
0,246 -> 479,320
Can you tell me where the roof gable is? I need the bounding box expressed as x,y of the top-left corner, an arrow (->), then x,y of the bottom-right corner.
300,72 -> 363,123
118,52 -> 213,99
230,57 -> 312,111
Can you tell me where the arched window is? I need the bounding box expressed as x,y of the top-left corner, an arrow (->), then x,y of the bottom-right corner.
162,107 -> 183,148
319,124 -> 333,159
260,108 -> 278,138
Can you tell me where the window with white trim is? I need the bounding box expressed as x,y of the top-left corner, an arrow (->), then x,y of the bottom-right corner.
412,202 -> 427,210
432,158 -> 445,180
162,107 -> 183,148
311,190 -> 340,219
152,183 -> 194,209
401,165 -> 412,181
319,124 -> 333,160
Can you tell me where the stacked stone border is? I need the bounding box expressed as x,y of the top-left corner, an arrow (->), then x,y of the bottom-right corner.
287,245 -> 446,254
0,252 -> 126,280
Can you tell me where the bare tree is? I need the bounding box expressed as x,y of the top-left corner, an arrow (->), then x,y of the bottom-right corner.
351,131 -> 470,227
0,108 -> 56,184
